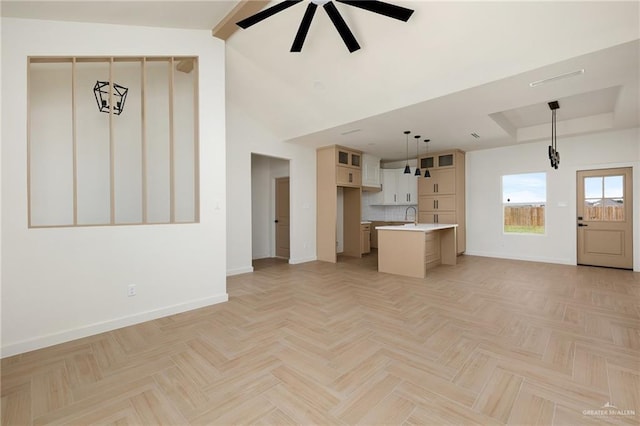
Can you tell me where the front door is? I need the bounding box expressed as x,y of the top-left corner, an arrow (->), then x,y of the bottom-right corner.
275,177 -> 290,259
577,167 -> 632,269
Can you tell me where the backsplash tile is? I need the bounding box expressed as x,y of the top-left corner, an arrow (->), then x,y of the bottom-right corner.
362,193 -> 417,222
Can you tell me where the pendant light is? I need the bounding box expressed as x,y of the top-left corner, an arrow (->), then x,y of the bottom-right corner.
548,101 -> 560,169
423,139 -> 431,178
414,135 -> 422,176
403,131 -> 411,174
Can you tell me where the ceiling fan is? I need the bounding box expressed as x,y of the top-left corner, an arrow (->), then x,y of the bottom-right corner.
236,0 -> 414,53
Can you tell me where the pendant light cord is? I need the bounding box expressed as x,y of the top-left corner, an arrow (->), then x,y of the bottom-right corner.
552,109 -> 556,152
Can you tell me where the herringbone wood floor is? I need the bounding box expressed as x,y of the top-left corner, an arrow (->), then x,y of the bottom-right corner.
2,254 -> 640,425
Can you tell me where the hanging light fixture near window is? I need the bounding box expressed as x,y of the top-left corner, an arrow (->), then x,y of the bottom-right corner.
93,81 -> 128,115
414,135 -> 422,176
548,101 -> 560,169
423,139 -> 431,178
403,131 -> 411,174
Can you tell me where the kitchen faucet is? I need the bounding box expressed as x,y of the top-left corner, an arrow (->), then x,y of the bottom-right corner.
405,206 -> 417,225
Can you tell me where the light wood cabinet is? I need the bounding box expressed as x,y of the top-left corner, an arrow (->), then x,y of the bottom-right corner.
420,152 -> 456,169
419,168 -> 456,195
336,147 -> 361,169
317,145 -> 363,263
418,149 -> 465,254
361,223 -> 371,254
424,231 -> 441,270
336,166 -> 361,187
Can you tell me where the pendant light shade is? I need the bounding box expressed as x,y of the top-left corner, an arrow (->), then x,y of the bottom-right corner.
414,135 -> 421,176
423,139 -> 431,178
403,131 -> 411,174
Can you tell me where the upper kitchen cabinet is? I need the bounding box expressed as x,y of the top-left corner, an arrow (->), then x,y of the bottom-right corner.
333,146 -> 362,187
418,149 -> 465,253
379,169 -> 417,205
361,154 -> 381,191
336,147 -> 361,168
420,152 -> 457,169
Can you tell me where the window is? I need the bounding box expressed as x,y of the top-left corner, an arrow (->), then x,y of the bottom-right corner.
28,56 -> 199,227
502,172 -> 546,234
584,175 -> 625,221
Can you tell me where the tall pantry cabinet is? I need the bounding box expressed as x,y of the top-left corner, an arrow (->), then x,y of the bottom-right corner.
418,150 -> 466,254
317,145 -> 362,263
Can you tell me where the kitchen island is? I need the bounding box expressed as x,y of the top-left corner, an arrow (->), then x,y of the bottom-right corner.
376,223 -> 458,278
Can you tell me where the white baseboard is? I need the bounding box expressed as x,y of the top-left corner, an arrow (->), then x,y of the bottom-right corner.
1,293 -> 229,358
289,256 -> 317,265
226,266 -> 254,276
463,250 -> 573,265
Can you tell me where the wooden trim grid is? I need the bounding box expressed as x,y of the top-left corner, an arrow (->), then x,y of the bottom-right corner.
26,56 -> 200,228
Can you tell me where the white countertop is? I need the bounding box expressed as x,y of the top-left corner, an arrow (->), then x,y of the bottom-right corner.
376,223 -> 458,232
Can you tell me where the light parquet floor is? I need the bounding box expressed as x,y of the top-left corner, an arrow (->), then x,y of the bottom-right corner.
2,254 -> 640,425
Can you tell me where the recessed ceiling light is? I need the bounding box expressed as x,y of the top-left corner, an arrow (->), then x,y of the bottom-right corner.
529,69 -> 585,87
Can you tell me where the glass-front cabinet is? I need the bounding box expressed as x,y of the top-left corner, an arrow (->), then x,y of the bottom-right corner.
420,152 -> 455,169
337,147 -> 361,168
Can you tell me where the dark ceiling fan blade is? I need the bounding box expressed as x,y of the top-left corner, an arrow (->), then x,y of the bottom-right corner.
236,0 -> 303,29
335,0 -> 414,22
291,2 -> 318,52
323,1 -> 361,53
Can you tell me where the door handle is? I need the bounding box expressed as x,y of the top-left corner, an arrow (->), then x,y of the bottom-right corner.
578,223 -> 588,227
275,220 -> 279,223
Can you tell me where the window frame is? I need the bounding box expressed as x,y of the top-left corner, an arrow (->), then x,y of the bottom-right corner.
501,172 -> 547,236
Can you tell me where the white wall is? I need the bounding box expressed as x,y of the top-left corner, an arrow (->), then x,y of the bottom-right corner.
1,18 -> 228,357
251,154 -> 289,260
466,127 -> 640,269
226,103 -> 316,275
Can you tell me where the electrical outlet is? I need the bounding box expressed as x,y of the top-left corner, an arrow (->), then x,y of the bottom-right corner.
127,284 -> 137,297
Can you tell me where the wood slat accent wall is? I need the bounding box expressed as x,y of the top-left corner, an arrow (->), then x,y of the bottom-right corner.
27,56 -> 200,228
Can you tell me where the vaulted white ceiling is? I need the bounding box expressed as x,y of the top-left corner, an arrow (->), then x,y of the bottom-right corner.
3,1 -> 639,161
224,1 -> 639,160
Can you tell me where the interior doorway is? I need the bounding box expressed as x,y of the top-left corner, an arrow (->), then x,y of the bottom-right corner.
251,154 -> 290,263
577,167 -> 633,269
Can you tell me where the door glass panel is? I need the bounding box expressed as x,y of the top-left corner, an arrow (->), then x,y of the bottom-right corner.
584,199 -> 602,220
604,175 -> 623,198
351,154 -> 360,167
584,175 -> 625,222
584,177 -> 602,198
604,198 -> 624,221
338,151 -> 349,164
